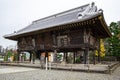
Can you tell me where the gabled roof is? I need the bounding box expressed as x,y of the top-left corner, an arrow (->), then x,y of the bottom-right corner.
4,2 -> 111,40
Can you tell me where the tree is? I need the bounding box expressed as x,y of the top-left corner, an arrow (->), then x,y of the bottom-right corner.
100,39 -> 106,57
7,50 -> 13,57
57,53 -> 62,61
105,22 -> 120,61
4,49 -> 13,61
95,39 -> 106,57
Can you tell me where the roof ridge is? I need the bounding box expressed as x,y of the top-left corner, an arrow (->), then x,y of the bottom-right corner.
32,4 -> 90,23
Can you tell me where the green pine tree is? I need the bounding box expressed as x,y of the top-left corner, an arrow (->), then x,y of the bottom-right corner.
105,22 -> 120,61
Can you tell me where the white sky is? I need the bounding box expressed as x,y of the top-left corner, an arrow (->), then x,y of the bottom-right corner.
0,0 -> 120,48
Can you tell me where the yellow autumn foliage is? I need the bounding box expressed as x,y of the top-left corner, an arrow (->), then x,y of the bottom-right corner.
95,39 -> 105,57
95,50 -> 98,56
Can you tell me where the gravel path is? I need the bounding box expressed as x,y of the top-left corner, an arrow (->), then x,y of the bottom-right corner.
0,65 -> 120,80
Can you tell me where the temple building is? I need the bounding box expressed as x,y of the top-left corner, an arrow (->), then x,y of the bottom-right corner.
4,2 -> 111,64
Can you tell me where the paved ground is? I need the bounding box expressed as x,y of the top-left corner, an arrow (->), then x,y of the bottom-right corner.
0,65 -> 120,80
0,66 -> 37,74
0,62 -> 109,73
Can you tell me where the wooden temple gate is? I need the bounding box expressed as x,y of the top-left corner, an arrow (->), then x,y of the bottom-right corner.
16,18 -> 104,64
4,2 -> 111,65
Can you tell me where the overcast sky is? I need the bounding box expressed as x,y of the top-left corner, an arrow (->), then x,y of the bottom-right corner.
0,0 -> 120,48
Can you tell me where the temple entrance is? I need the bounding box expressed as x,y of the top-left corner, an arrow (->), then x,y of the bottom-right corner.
18,52 -> 30,62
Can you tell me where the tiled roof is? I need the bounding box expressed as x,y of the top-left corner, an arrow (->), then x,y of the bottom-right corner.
4,2 -> 103,39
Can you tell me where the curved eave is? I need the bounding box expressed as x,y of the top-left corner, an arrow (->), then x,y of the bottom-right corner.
98,14 -> 112,38
4,33 -> 17,41
4,12 -> 111,40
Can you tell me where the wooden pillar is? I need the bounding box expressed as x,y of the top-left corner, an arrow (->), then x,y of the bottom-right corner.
65,52 -> 68,63
98,51 -> 100,63
73,52 -> 76,64
45,51 -> 48,60
39,52 -> 41,60
93,51 -> 96,64
29,51 -> 35,64
63,53 -> 65,62
32,53 -> 35,64
17,50 -> 20,62
29,52 -> 32,62
83,28 -> 90,64
32,51 -> 36,64
45,51 -> 48,70
40,52 -> 45,68
53,50 -> 57,62
62,52 -> 67,64
84,44 -> 89,64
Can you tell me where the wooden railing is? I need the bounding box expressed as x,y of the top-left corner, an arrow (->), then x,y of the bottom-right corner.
18,45 -> 34,50
18,44 -> 54,51
18,43 -> 95,51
